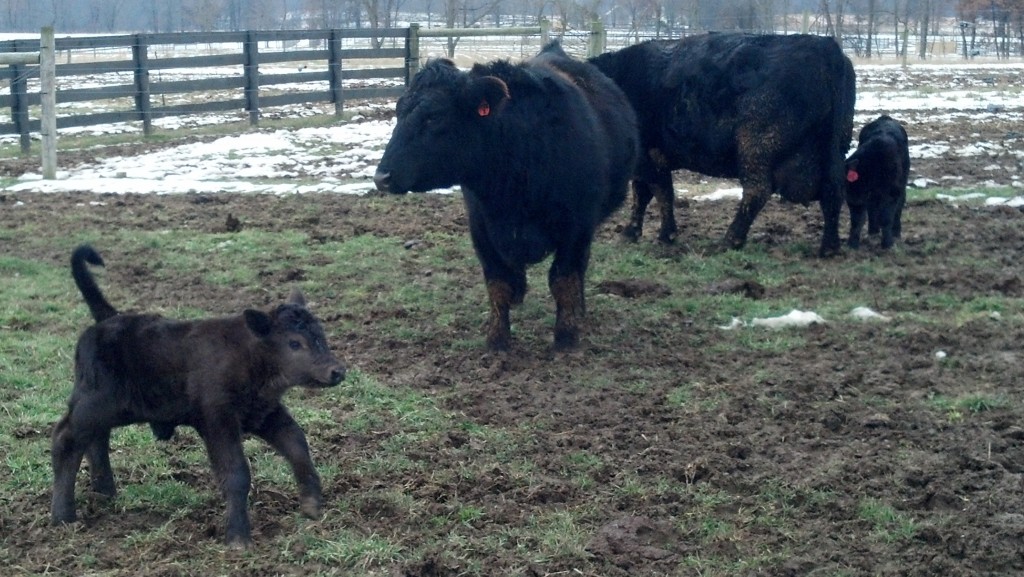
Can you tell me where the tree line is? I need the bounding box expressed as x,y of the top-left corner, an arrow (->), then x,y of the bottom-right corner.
2,0 -> 1022,58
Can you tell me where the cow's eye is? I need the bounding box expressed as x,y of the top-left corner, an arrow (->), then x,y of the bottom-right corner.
289,340 -> 302,350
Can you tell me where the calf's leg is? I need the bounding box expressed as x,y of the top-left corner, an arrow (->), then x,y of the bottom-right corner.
256,407 -> 322,518
85,428 -> 116,497
51,415 -> 88,524
848,203 -> 868,249
201,419 -> 252,548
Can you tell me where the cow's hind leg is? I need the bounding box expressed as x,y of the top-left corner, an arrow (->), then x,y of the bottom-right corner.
724,134 -> 774,250
651,170 -> 678,244
620,178 -> 655,242
724,184 -> 771,250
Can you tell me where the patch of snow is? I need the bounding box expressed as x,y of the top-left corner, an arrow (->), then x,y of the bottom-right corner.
694,188 -> 743,202
849,307 -> 891,322
750,310 -> 826,329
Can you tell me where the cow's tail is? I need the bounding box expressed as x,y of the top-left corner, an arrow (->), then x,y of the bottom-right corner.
71,245 -> 118,323
832,47 -> 857,164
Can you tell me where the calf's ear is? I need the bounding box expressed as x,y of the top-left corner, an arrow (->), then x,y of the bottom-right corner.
287,288 -> 307,308
243,309 -> 274,337
464,75 -> 510,118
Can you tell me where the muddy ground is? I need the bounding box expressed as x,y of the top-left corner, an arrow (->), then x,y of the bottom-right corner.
3,76 -> 1024,575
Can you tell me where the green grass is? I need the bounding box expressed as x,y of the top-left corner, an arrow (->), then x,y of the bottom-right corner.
858,499 -> 919,542
3,187 -> 1024,576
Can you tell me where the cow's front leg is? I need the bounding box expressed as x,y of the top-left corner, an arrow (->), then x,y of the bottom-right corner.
550,273 -> 584,350
466,202 -> 526,351
201,417 -> 252,549
549,239 -> 590,350
255,407 -> 322,519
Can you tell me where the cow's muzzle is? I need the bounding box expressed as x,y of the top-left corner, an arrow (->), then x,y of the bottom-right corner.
373,169 -> 393,193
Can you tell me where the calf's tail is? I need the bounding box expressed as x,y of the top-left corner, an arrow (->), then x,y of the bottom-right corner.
71,245 -> 118,323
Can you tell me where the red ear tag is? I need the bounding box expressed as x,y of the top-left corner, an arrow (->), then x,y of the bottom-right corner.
846,169 -> 859,183
477,101 -> 490,117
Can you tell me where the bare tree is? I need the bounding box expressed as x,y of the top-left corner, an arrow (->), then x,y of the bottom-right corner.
917,0 -> 931,59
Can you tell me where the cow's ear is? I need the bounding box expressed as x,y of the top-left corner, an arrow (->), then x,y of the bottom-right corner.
465,75 -> 510,118
244,309 -> 274,337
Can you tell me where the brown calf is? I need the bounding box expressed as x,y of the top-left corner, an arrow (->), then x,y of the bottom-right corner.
51,245 -> 346,548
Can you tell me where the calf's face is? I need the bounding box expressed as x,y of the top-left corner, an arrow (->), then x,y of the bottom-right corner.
244,290 -> 345,388
374,59 -> 509,194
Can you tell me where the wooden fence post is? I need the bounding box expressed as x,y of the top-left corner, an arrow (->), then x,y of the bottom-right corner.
328,29 -> 343,116
132,34 -> 152,135
243,31 -> 260,126
406,23 -> 420,86
540,18 -> 550,46
587,20 -> 605,57
39,27 -> 56,179
9,54 -> 30,154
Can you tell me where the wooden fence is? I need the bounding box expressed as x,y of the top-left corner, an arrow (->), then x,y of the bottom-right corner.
1,24 -> 551,159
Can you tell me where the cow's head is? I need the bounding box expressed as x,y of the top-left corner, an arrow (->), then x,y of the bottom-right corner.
374,59 -> 510,194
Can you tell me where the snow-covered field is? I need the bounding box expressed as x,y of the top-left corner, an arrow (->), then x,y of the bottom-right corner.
2,59 -> 1022,201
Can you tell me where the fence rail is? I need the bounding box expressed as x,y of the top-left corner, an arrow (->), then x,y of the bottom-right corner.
1,24 -> 551,160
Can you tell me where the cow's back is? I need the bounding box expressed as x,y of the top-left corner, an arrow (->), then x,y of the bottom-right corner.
534,45 -> 638,220
592,33 -> 855,184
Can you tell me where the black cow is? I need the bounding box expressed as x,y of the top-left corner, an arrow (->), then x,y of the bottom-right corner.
845,115 -> 910,249
590,33 -> 857,257
373,43 -> 638,350
52,245 -> 346,548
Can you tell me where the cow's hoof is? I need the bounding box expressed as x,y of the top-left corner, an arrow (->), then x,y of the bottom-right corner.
656,230 -> 678,245
553,330 -> 579,351
486,334 -> 511,352
619,226 -> 641,243
818,245 -> 842,258
722,236 -> 745,251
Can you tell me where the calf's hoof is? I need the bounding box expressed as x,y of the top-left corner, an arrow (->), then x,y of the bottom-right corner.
225,534 -> 253,550
300,496 -> 322,519
51,511 -> 76,525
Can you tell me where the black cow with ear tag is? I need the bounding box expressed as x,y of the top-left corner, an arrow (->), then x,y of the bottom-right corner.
374,43 -> 639,351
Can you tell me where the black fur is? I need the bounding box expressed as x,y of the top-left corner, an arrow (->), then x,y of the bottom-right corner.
374,43 -> 639,350
591,33 -> 856,256
52,245 -> 346,548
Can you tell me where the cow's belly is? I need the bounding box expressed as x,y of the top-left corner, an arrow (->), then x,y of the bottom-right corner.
491,221 -> 553,266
